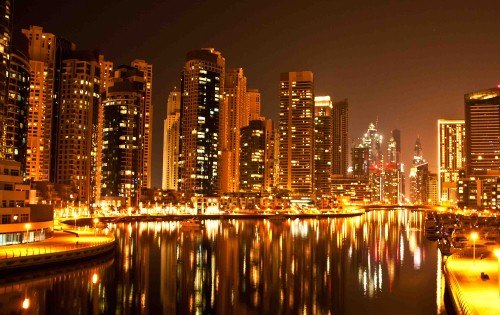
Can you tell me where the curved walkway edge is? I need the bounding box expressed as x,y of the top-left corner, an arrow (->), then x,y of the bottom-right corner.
0,230 -> 115,273
444,249 -> 500,315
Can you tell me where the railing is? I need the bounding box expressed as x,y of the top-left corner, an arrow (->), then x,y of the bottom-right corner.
444,255 -> 474,315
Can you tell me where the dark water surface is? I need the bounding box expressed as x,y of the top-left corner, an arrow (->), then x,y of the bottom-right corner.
0,209 -> 449,314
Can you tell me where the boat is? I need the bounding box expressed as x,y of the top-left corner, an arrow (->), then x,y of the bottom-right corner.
269,213 -> 286,221
180,218 -> 205,230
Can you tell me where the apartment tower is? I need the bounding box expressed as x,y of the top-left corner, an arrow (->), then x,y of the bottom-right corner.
279,71 -> 314,196
178,48 -> 224,196
162,88 -> 181,190
332,99 -> 349,176
314,96 -> 333,197
437,119 -> 465,204
131,60 -> 153,189
101,66 -> 145,207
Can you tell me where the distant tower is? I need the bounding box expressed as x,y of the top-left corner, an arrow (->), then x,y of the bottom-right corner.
131,59 -> 153,189
178,48 -> 225,196
57,51 -> 101,204
101,66 -> 145,207
279,71 -> 315,196
359,122 -> 383,201
220,68 -> 247,193
162,88 -> 181,190
409,137 -> 429,204
332,99 -> 349,176
437,119 -> 465,205
314,96 -> 333,197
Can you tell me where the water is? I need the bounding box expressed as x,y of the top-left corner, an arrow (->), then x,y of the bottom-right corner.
0,209 -> 449,314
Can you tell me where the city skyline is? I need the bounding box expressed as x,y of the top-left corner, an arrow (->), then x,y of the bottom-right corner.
14,0 -> 500,188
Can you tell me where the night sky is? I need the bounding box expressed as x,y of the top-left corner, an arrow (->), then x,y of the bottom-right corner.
14,0 -> 500,188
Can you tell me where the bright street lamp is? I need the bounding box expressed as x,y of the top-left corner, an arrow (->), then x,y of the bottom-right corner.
471,232 -> 478,265
25,223 -> 31,247
494,249 -> 500,299
22,298 -> 29,309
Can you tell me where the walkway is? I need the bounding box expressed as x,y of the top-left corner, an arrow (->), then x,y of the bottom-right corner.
445,250 -> 500,315
0,229 -> 115,271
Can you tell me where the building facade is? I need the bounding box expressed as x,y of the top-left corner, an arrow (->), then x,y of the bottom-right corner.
314,96 -> 333,197
332,99 -> 348,176
101,66 -> 144,207
437,119 -> 465,205
278,71 -> 315,196
162,88 -> 181,190
178,48 -> 225,197
56,51 -> 101,205
131,59 -> 153,189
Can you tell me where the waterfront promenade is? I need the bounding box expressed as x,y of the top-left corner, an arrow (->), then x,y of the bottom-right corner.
0,228 -> 115,273
445,250 -> 500,315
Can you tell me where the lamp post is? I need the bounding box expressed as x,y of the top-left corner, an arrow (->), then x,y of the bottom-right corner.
25,223 -> 31,247
471,232 -> 478,265
93,218 -> 99,240
494,249 -> 500,299
73,213 -> 78,230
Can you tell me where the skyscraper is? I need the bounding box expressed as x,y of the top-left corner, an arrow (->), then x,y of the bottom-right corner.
162,87 -> 181,190
240,120 -> 266,193
178,48 -> 224,197
279,71 -> 315,196
314,96 -> 333,197
56,50 -> 101,204
101,66 -> 145,207
437,119 -> 465,204
220,68 -> 246,193
0,0 -> 11,159
246,88 -> 263,121
409,137 -> 429,204
22,26 -> 75,183
332,99 -> 348,176
464,87 -> 500,178
131,59 -> 153,189
5,36 -> 30,175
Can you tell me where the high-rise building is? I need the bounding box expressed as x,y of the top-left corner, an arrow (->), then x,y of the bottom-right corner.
5,36 -> 30,175
178,48 -> 224,197
131,60 -> 153,189
162,88 -> 181,190
56,51 -> 101,205
247,88 -> 263,121
0,0 -> 11,159
240,120 -> 267,193
22,26 -> 75,183
279,71 -> 314,196
358,122 -> 383,201
464,87 -> 500,178
220,68 -> 246,193
437,119 -> 465,205
101,66 -> 145,207
409,137 -> 429,204
391,128 -> 405,203
314,96 -> 333,197
332,99 -> 348,176
351,146 -> 369,179
383,136 -> 399,204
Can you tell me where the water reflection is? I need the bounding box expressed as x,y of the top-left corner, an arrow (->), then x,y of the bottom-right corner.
1,210 -> 447,314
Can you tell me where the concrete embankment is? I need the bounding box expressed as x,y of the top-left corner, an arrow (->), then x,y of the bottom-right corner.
0,230 -> 115,273
444,249 -> 500,315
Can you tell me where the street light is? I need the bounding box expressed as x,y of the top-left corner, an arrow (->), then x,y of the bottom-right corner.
22,298 -> 29,309
25,223 -> 31,247
93,218 -> 99,240
471,232 -> 478,265
494,249 -> 500,299
73,213 -> 78,230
